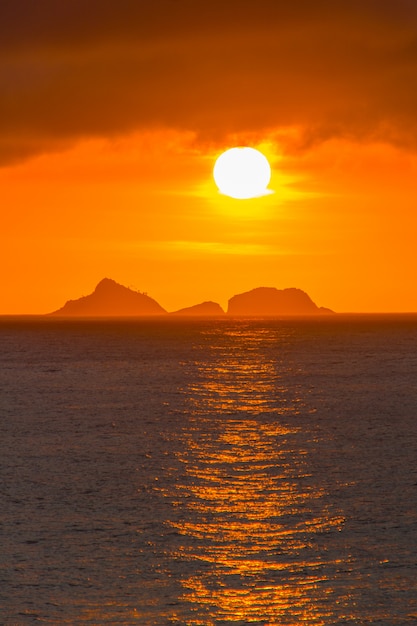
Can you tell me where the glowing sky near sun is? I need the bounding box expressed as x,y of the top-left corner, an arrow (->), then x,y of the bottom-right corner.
1,0 -> 417,313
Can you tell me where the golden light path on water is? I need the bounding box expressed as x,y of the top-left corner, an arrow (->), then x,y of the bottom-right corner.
163,323 -> 346,624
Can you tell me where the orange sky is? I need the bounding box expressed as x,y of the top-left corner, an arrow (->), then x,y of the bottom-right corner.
1,0 -> 417,313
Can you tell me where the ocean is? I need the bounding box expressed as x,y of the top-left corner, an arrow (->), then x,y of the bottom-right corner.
1,315 -> 416,625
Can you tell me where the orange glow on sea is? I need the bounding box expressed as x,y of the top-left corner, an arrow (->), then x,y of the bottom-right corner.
157,323 -> 346,624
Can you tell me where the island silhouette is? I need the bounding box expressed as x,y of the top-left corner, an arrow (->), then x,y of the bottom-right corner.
170,301 -> 225,316
228,286 -> 333,316
50,278 -> 333,317
51,278 -> 166,317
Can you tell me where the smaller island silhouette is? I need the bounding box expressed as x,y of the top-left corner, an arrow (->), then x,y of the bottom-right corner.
50,278 -> 333,317
170,301 -> 225,316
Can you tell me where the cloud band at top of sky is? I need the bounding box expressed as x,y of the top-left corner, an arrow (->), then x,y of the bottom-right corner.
1,0 -> 417,164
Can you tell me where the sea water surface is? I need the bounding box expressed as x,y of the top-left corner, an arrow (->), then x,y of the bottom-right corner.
1,315 -> 416,624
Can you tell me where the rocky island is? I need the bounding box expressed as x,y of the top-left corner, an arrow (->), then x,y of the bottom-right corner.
51,278 -> 166,316
170,302 -> 225,316
227,287 -> 333,316
50,279 -> 333,317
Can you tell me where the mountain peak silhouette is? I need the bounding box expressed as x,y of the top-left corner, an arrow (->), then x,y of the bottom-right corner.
51,278 -> 166,316
94,277 -> 120,292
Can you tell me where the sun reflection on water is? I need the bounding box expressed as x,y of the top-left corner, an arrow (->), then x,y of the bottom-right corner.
186,325 -> 310,417
165,324 -> 345,624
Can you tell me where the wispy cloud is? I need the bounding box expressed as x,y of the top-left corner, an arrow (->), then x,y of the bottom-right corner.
144,240 -> 294,257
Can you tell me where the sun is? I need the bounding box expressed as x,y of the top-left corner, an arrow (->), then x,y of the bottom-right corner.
213,147 -> 272,199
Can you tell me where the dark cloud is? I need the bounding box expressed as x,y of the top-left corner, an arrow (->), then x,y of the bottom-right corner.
1,0 -> 417,163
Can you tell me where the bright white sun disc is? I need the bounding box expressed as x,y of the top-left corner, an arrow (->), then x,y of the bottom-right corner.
213,147 -> 272,199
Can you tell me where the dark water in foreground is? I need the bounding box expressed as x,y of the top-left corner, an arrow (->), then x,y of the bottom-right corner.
1,315 -> 416,625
